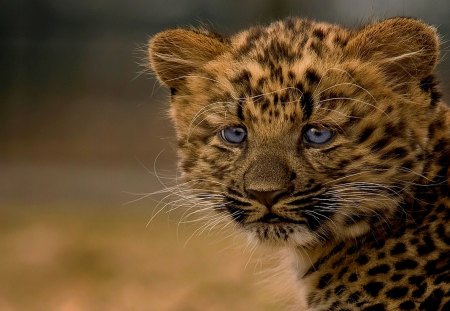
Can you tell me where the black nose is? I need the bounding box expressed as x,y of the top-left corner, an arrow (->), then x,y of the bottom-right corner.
247,189 -> 287,207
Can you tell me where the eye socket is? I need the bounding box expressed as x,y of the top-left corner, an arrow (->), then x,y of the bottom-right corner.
220,126 -> 247,144
303,126 -> 334,146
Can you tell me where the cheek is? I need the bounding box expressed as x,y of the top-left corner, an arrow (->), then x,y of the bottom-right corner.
181,146 -> 239,182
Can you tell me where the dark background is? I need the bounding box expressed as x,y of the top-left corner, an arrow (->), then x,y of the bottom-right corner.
0,1 -> 449,309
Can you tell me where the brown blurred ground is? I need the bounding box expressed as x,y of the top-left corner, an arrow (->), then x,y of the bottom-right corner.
0,207 -> 282,310
0,164 -> 281,310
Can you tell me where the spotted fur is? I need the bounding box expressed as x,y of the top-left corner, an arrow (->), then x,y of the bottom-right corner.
148,17 -> 450,310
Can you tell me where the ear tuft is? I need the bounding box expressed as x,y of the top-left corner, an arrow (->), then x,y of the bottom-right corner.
346,18 -> 440,80
148,28 -> 228,88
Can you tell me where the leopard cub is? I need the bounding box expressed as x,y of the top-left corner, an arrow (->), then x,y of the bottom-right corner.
148,17 -> 450,310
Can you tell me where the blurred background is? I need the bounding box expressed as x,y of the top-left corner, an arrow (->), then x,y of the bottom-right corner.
1,0 -> 449,310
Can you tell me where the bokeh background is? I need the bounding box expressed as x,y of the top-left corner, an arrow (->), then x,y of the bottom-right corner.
1,0 -> 449,310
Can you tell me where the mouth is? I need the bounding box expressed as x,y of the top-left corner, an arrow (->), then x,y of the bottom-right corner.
256,212 -> 306,225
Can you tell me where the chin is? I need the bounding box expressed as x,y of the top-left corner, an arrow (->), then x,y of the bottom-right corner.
244,222 -> 320,247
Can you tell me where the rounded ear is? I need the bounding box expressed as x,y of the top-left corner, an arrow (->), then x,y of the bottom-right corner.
148,28 -> 228,88
345,18 -> 440,81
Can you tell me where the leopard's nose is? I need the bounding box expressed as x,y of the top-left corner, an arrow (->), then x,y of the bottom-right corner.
247,189 -> 287,207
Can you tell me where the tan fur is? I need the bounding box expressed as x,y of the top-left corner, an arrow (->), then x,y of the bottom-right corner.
148,17 -> 450,310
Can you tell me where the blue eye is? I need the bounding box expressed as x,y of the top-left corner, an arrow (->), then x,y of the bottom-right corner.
304,126 -> 334,145
220,126 -> 247,144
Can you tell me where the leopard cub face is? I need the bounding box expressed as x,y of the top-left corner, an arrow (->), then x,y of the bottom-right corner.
148,17 -> 441,248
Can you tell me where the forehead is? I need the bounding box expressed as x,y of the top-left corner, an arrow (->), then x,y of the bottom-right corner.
219,20 -> 354,131
187,19 -> 379,136
230,18 -> 350,61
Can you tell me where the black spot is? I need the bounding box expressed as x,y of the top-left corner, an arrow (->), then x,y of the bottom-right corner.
337,159 -> 351,169
287,70 -> 295,80
232,69 -> 252,85
273,93 -> 279,105
385,286 -> 408,299
368,264 -> 390,275
395,259 -> 418,271
373,240 -> 386,250
279,93 -> 289,104
399,301 -> 415,310
357,127 -> 375,144
419,75 -> 442,107
290,171 -> 297,181
390,242 -> 406,255
338,266 -> 348,279
420,75 -> 435,92
260,99 -> 270,112
235,27 -> 263,55
181,158 -> 197,173
317,273 -> 333,289
356,254 -> 369,265
425,252 -> 449,275
385,105 -> 393,114
433,271 -> 450,286
331,257 -> 345,269
312,28 -> 326,40
347,243 -> 362,255
419,288 -> 444,310
348,273 -> 358,282
334,285 -> 346,295
410,238 -> 419,245
377,252 -> 386,259
412,282 -> 427,298
270,65 -> 283,82
356,301 -> 368,308
381,147 -> 408,159
301,91 -> 314,120
436,204 -> 445,213
324,288 -> 331,300
309,41 -> 323,56
417,235 -> 436,255
371,137 -> 390,153
363,281 -> 384,297
437,224 -> 450,245
305,69 -> 321,85
362,303 -> 386,311
391,273 -> 404,281
347,291 -> 361,302
408,275 -> 424,286
401,160 -> 414,171
330,301 -> 341,309
334,35 -> 348,47
170,87 -> 177,96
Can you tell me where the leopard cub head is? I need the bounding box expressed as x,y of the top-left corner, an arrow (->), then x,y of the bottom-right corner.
148,17 -> 441,248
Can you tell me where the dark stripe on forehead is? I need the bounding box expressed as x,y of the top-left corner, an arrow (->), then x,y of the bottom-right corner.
237,100 -> 245,121
301,91 -> 314,120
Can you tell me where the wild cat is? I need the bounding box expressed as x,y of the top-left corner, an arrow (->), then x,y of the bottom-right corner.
148,17 -> 450,310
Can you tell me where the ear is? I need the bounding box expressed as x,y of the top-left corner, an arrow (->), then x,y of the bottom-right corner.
345,18 -> 440,81
148,28 -> 228,88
